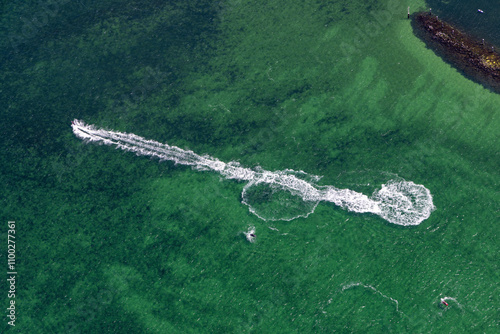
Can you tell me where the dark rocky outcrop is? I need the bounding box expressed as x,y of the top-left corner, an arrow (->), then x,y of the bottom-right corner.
411,12 -> 500,94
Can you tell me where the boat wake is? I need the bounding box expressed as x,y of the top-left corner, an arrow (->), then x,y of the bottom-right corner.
439,296 -> 463,310
341,282 -> 403,314
72,120 -> 435,226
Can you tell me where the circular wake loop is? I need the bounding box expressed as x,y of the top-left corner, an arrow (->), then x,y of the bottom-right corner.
372,180 -> 435,226
241,170 -> 321,222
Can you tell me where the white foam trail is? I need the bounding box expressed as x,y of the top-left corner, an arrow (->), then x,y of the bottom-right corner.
72,120 -> 435,226
341,282 -> 403,314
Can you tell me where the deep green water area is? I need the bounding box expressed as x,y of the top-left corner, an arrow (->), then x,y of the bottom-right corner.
1,0 -> 498,332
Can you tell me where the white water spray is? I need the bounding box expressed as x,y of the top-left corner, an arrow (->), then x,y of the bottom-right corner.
244,226 -> 256,243
72,120 -> 435,226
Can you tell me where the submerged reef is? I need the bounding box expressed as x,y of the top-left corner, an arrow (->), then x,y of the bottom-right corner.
411,12 -> 500,94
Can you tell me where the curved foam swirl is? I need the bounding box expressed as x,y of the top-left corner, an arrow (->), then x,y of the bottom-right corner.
72,120 -> 435,225
373,180 -> 435,226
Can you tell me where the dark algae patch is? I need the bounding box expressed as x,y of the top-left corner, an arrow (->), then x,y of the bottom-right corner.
411,12 -> 500,94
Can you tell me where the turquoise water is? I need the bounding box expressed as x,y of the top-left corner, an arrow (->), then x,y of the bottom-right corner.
1,0 -> 498,333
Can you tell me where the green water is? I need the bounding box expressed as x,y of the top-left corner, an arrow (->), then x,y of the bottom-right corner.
1,0 -> 498,332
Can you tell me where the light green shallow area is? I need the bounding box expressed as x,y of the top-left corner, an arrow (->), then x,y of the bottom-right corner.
120,0 -> 498,332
